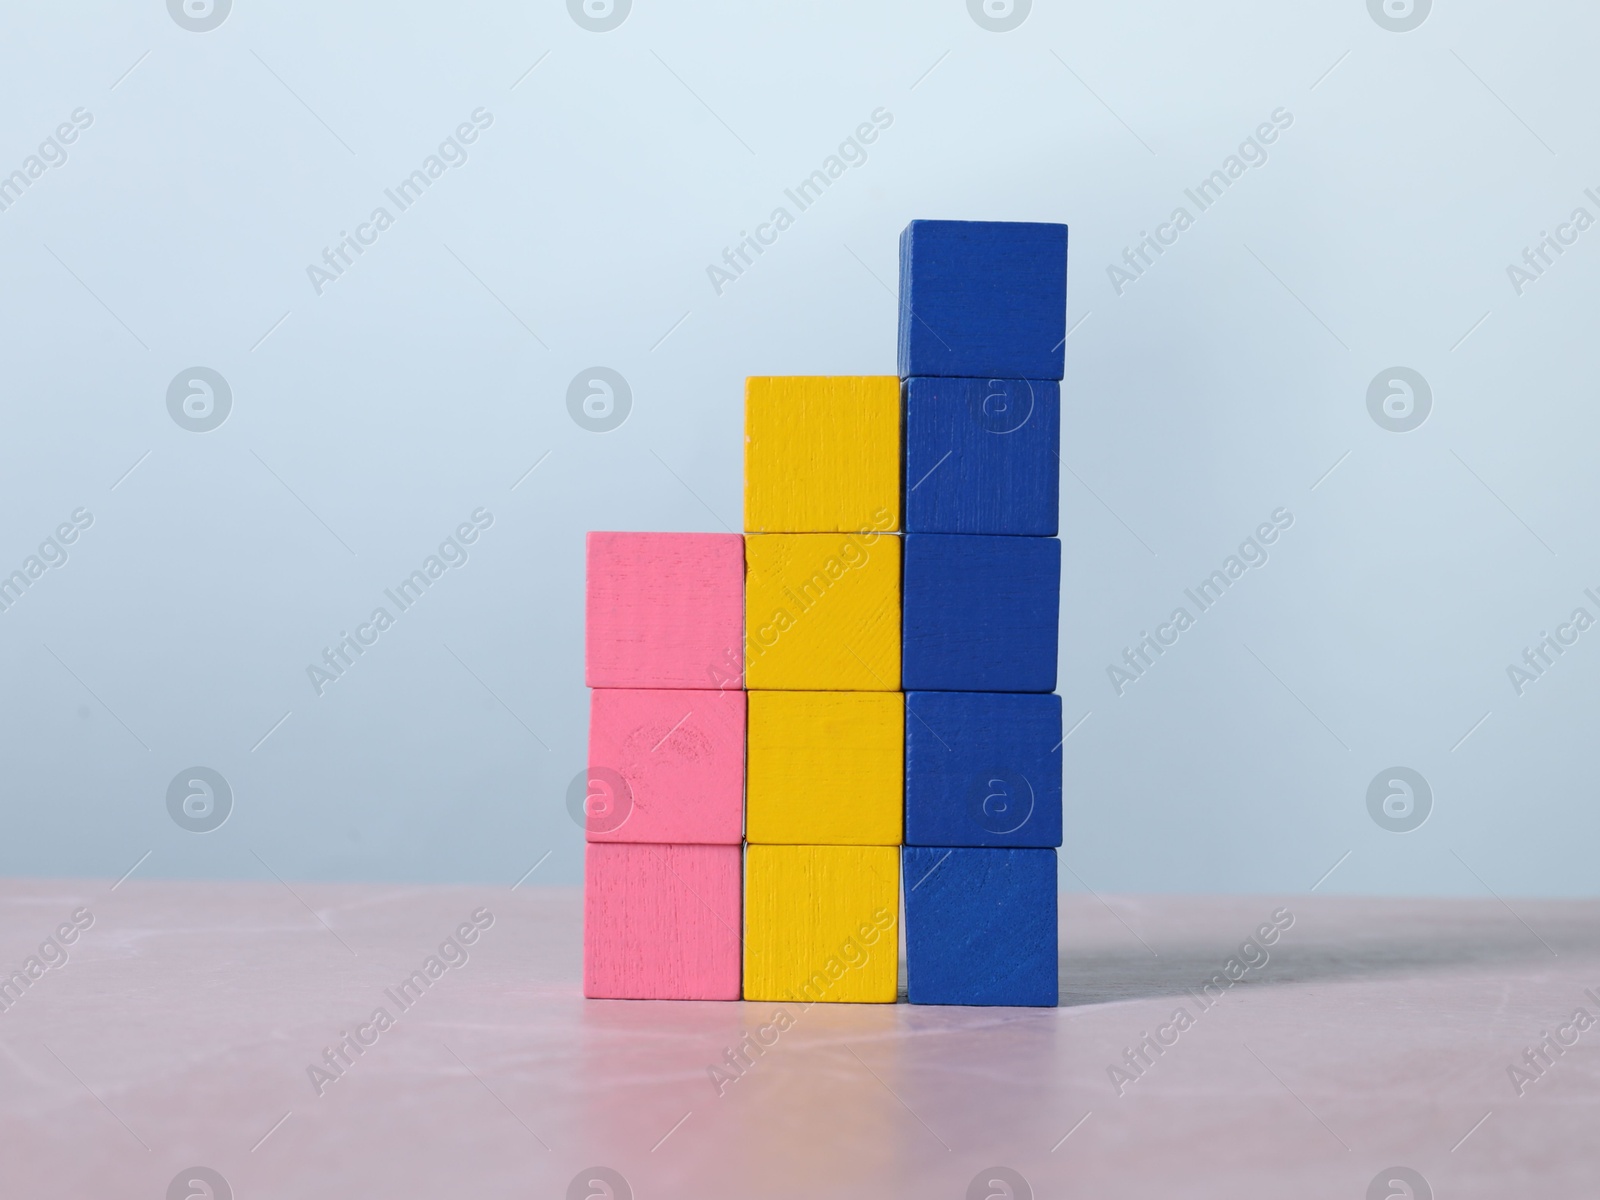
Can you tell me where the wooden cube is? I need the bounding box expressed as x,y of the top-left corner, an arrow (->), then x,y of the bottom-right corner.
586,688 -> 745,844
584,842 -> 742,1000
904,692 -> 1061,848
744,533 -> 900,691
585,532 -> 744,690
898,220 -> 1068,380
744,376 -> 901,534
903,377 -> 1059,536
746,691 -> 902,845
902,534 -> 1058,692
903,847 -> 1057,1006
743,845 -> 899,1003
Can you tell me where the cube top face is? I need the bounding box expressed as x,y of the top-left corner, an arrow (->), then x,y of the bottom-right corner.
743,845 -> 900,1003
746,690 -> 903,845
898,220 -> 1068,381
584,842 -> 742,1000
585,532 -> 744,690
904,692 -> 1062,848
586,688 -> 745,845
903,846 -> 1057,1007
902,534 -> 1060,693
903,377 -> 1060,536
744,377 -> 901,534
744,532 -> 901,691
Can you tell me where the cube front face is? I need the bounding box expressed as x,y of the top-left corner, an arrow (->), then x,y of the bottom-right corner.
584,843 -> 743,1000
746,691 -> 903,845
904,692 -> 1062,848
744,376 -> 901,534
744,532 -> 901,691
744,845 -> 900,1003
903,377 -> 1060,536
902,534 -> 1060,692
587,688 -> 746,844
585,532 -> 745,689
898,220 -> 1068,381
903,847 -> 1057,1007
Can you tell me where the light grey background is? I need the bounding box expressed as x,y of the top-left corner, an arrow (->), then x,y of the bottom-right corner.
2,1 -> 1594,895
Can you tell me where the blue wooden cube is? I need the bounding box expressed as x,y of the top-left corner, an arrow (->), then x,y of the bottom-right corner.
905,692 -> 1062,848
902,534 -> 1060,692
904,377 -> 1059,536
904,846 -> 1057,1006
898,220 -> 1068,380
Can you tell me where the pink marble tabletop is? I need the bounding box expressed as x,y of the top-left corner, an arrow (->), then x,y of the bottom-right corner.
1,880 -> 1595,1198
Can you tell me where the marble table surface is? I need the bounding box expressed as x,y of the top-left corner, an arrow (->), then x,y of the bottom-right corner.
1,879 -> 1595,1198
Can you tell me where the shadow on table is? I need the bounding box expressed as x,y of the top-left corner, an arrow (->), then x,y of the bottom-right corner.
1057,899 -> 1600,1007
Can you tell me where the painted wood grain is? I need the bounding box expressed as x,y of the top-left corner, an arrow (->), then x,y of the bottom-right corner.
586,687 -> 745,845
903,376 -> 1059,536
904,691 -> 1061,848
743,844 -> 899,1003
897,219 -> 1068,380
901,533 -> 1059,693
744,532 -> 901,691
903,846 -> 1057,1007
583,842 -> 742,1000
744,375 -> 901,534
585,531 -> 745,690
745,690 -> 902,845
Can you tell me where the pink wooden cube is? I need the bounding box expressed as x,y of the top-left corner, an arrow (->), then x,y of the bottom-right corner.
586,688 -> 745,844
583,843 -> 742,1000
585,532 -> 745,689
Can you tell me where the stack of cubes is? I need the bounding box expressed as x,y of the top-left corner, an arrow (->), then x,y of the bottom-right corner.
741,376 -> 903,1004
580,218 -> 1066,1008
899,219 -> 1067,1007
581,532 -> 746,999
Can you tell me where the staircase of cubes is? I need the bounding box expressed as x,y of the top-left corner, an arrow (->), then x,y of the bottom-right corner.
582,219 -> 1067,1007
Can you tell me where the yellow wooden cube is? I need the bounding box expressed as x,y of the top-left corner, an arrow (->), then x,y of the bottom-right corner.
746,691 -> 903,845
743,845 -> 900,1003
744,376 -> 901,534
744,532 -> 900,690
